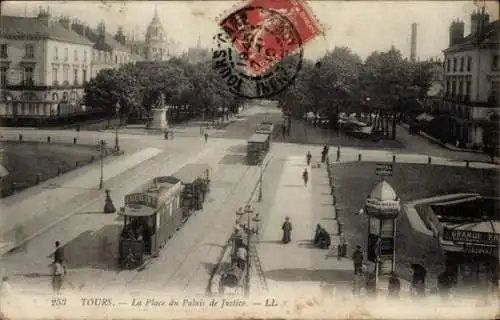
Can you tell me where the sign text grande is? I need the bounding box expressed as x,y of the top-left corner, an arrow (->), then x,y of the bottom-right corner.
443,228 -> 499,245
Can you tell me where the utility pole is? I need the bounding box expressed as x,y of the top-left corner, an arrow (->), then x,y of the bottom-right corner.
258,161 -> 263,202
99,140 -> 105,189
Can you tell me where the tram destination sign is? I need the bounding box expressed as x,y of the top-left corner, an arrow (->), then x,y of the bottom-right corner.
125,193 -> 158,208
443,228 -> 499,245
375,163 -> 393,176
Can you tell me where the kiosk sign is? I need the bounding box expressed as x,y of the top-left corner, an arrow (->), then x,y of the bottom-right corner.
375,163 -> 393,176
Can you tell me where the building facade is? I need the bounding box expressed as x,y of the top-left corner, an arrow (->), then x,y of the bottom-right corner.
0,9 -> 95,123
423,58 -> 445,113
439,10 -> 500,148
0,9 -> 139,123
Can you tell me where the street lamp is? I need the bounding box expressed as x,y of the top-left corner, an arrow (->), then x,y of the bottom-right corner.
258,161 -> 263,202
98,140 -> 106,190
114,103 -> 120,152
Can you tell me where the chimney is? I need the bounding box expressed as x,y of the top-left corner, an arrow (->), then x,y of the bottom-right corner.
471,9 -> 490,37
36,6 -> 51,26
449,19 -> 464,47
410,23 -> 417,62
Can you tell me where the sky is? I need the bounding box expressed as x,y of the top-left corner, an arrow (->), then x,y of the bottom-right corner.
2,0 -> 498,61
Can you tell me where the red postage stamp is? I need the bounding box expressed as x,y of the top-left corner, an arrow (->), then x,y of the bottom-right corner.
219,0 -> 322,76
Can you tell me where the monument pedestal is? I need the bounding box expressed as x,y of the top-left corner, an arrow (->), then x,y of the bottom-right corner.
149,107 -> 168,131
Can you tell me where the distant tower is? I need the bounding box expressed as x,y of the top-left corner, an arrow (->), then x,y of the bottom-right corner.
410,23 -> 417,62
145,4 -> 170,61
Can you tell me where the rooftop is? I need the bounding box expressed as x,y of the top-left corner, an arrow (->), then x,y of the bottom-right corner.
444,19 -> 500,53
0,15 -> 93,46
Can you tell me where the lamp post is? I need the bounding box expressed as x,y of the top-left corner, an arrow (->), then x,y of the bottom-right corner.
114,103 -> 120,152
258,161 -> 263,202
98,140 -> 105,190
252,213 -> 262,239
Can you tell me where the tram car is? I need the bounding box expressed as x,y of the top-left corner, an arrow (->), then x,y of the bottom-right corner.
118,176 -> 183,269
172,163 -> 211,219
247,133 -> 270,165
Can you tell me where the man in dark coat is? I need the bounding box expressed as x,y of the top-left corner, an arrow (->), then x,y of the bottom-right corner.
352,245 -> 364,275
282,217 -> 292,244
54,241 -> 64,264
302,168 -> 309,187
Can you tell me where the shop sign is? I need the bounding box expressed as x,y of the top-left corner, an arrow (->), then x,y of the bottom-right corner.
443,228 -> 499,245
125,193 -> 158,208
463,244 -> 497,255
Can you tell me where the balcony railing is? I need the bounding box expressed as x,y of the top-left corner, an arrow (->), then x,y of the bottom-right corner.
0,53 -> 8,59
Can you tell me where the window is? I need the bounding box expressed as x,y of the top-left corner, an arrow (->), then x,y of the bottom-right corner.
54,47 -> 59,60
52,67 -> 58,84
453,58 -> 457,72
23,66 -> 34,86
84,51 -> 87,62
446,59 -> 450,72
64,48 -> 68,61
452,81 -> 456,95
467,56 -> 472,72
492,55 -> 499,71
0,44 -> 7,58
52,93 -> 59,101
63,66 -> 69,83
1,67 -> 7,87
115,55 -> 118,64
74,50 -> 78,62
466,81 -> 471,97
62,92 -> 69,101
458,81 -> 463,96
460,57 -> 464,72
25,44 -> 34,58
446,80 -> 450,95
73,69 -> 78,85
82,69 -> 87,83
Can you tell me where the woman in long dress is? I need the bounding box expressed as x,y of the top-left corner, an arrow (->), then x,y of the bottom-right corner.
282,217 -> 292,244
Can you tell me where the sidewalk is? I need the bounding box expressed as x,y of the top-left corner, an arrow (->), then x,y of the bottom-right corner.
252,155 -> 354,299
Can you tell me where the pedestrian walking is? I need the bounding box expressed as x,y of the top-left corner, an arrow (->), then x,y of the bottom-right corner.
54,241 -> 64,264
336,145 -> 341,162
306,151 -> 312,166
321,145 -> 328,163
388,272 -> 401,299
52,261 -> 65,295
0,276 -> 12,316
282,124 -> 286,138
281,217 -> 292,244
410,263 -> 427,298
302,168 -> 309,186
352,245 -> 364,275
204,132 -> 208,142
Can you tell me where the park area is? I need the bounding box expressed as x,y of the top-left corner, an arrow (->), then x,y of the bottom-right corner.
0,141 -> 102,198
330,162 -> 499,288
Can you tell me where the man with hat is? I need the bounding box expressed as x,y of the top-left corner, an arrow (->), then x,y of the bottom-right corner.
282,217 -> 292,244
352,245 -> 364,275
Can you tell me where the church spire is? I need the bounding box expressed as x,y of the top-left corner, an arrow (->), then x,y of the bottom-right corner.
154,4 -> 158,18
